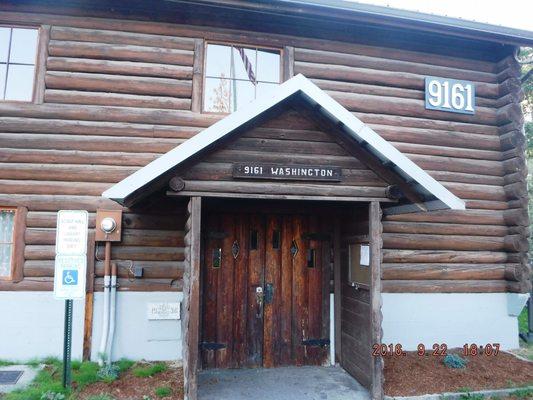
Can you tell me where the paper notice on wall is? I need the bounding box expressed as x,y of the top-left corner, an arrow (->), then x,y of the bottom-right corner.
360,245 -> 370,266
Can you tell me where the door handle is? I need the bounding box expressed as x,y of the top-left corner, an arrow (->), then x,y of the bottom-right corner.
255,286 -> 264,318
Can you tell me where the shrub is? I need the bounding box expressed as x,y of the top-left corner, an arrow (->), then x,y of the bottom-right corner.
155,386 -> 172,398
40,392 -> 65,400
132,363 -> 168,378
443,353 -> 467,369
97,364 -> 120,383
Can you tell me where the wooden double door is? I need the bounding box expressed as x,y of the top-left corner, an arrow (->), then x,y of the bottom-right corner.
201,211 -> 331,369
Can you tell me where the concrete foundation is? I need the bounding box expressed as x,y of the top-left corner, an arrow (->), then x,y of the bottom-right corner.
382,293 -> 522,350
90,291 -> 183,361
198,366 -> 370,400
0,292 -> 84,361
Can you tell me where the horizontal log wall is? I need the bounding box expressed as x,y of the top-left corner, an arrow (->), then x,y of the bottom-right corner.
0,11 -> 528,293
0,21 -> 196,292
45,26 -> 194,110
293,47 -> 529,293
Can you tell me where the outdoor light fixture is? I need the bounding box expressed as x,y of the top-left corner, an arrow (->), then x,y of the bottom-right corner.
100,217 -> 117,234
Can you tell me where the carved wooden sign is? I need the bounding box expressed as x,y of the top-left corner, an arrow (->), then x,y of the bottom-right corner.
232,163 -> 342,181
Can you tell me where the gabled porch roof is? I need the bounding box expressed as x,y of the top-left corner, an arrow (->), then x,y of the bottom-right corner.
103,74 -> 465,213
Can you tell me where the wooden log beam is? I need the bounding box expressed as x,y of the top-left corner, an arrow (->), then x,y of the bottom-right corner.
0,180 -> 110,196
0,102 -> 219,127
25,228 -> 184,247
45,90 -> 191,110
382,263 -> 518,280
0,117 -> 200,139
382,280 -> 511,293
383,233 -> 528,252
1,163 -> 138,182
46,71 -> 192,97
295,48 -> 498,83
47,57 -> 193,79
0,133 -> 181,153
499,130 -> 526,151
383,249 -> 520,264
382,221 -> 509,237
48,39 -> 194,66
50,26 -> 196,50
0,148 -> 158,167
0,194 -> 121,212
372,124 -> 501,151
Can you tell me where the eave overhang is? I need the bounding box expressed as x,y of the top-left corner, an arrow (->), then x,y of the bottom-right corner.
103,74 -> 465,214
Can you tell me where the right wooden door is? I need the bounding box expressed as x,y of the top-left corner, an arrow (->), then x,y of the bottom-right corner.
201,212 -> 331,369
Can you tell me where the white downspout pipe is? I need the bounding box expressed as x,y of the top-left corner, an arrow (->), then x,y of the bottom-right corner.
105,262 -> 117,365
98,242 -> 111,366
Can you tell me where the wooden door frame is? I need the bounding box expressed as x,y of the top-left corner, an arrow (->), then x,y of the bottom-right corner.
182,197 -> 202,400
369,201 -> 384,400
186,198 -> 383,400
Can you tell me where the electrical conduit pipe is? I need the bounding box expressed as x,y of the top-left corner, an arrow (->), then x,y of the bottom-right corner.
98,241 -> 111,366
106,262 -> 117,365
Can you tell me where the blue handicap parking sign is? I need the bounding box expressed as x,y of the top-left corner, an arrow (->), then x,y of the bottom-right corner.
62,270 -> 78,286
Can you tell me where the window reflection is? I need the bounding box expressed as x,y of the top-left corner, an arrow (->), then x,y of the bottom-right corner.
204,43 -> 281,113
0,27 -> 38,101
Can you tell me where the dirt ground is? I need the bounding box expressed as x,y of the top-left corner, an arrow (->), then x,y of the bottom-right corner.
78,365 -> 184,400
384,349 -> 533,396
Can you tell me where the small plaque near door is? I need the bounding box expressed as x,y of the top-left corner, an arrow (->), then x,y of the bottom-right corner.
348,243 -> 370,288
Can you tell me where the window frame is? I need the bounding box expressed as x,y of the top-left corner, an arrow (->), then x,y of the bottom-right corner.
201,41 -> 284,114
0,206 -> 17,281
0,24 -> 43,104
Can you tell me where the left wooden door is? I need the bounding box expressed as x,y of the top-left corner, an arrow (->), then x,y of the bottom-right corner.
201,212 -> 265,369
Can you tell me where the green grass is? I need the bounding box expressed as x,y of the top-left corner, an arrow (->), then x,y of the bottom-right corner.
132,363 -> 167,378
0,360 -> 16,367
1,358 -> 135,400
86,395 -> 115,400
154,386 -> 172,398
115,358 -> 135,373
510,387 -> 533,398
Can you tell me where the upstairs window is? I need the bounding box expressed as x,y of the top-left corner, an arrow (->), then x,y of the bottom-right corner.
0,27 -> 39,101
0,208 -> 16,280
203,43 -> 281,113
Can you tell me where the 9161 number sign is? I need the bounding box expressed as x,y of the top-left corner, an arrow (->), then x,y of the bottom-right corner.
425,76 -> 475,115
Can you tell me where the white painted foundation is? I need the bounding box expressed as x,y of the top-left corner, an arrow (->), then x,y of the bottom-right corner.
0,291 -> 524,362
90,291 -> 183,361
0,292 -> 85,361
382,293 -> 522,350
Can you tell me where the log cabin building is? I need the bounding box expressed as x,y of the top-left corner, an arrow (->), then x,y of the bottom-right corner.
0,1 -> 531,399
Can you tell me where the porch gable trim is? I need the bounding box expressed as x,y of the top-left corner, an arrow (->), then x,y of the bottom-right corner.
102,74 -> 465,212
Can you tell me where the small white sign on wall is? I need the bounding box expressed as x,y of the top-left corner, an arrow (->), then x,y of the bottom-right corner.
147,302 -> 181,320
360,244 -> 370,266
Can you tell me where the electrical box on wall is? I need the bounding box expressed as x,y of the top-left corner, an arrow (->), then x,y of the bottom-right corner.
348,243 -> 370,288
95,209 -> 123,242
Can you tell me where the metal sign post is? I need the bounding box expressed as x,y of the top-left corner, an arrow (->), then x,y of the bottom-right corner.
54,210 -> 89,389
62,299 -> 73,388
